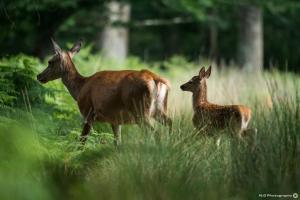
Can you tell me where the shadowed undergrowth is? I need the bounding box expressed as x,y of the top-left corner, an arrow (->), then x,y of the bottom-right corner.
0,92 -> 299,200
0,55 -> 299,200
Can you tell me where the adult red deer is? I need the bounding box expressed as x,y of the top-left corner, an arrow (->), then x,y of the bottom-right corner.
37,39 -> 172,145
180,66 -> 252,138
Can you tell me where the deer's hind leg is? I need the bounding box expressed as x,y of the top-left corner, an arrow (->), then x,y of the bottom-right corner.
238,114 -> 258,150
153,83 -> 172,130
240,128 -> 258,151
111,124 -> 122,146
238,113 -> 251,138
154,111 -> 172,132
132,89 -> 155,132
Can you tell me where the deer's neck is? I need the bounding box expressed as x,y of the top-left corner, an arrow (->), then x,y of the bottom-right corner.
193,80 -> 208,109
61,56 -> 85,101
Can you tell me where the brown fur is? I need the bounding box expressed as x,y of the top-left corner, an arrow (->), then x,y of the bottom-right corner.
37,40 -> 172,145
77,69 -> 168,124
180,66 -> 252,137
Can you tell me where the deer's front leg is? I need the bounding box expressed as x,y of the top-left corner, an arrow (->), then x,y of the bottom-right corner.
80,109 -> 94,145
111,124 -> 122,146
80,122 -> 92,145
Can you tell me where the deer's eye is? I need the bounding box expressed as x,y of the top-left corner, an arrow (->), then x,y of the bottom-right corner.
188,81 -> 193,84
48,61 -> 53,65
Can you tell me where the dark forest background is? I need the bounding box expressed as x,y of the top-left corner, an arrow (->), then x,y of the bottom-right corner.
1,1 -> 300,199
1,0 -> 300,72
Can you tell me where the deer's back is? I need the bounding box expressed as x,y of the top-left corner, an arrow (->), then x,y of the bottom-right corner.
193,103 -> 251,131
77,70 -> 161,124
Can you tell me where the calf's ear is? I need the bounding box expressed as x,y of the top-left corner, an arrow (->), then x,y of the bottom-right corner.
206,65 -> 212,78
199,67 -> 206,78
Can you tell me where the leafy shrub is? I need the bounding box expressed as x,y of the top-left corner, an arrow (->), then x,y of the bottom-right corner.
0,53 -> 300,199
0,55 -> 54,108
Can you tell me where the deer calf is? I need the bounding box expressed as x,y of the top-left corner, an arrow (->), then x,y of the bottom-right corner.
37,39 -> 172,146
180,66 -> 252,138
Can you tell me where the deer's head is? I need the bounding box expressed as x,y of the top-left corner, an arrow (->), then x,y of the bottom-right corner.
180,66 -> 211,92
37,39 -> 82,84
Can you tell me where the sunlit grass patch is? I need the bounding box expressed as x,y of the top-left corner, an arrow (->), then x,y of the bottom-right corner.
0,54 -> 300,199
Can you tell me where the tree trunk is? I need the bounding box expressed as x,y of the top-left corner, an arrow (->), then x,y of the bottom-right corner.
33,10 -> 73,59
209,22 -> 218,62
100,1 -> 130,62
237,5 -> 263,71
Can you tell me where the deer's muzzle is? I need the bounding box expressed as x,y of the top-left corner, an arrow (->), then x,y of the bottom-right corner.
180,84 -> 186,91
37,73 -> 48,84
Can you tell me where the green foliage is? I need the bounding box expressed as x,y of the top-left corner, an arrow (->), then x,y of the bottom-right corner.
0,79 -> 300,199
2,0 -> 300,70
0,123 -> 51,200
0,55 -> 54,108
0,54 -> 299,199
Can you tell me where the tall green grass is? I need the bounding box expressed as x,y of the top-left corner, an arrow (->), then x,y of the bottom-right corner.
0,54 -> 299,200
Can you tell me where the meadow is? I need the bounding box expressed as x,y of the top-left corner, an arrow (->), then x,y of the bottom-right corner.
0,49 -> 299,200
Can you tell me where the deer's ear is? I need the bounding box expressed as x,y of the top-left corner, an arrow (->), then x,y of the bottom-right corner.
51,38 -> 62,55
69,40 -> 82,58
199,67 -> 206,78
206,65 -> 212,78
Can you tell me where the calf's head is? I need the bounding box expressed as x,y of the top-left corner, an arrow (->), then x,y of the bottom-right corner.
180,66 -> 211,92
